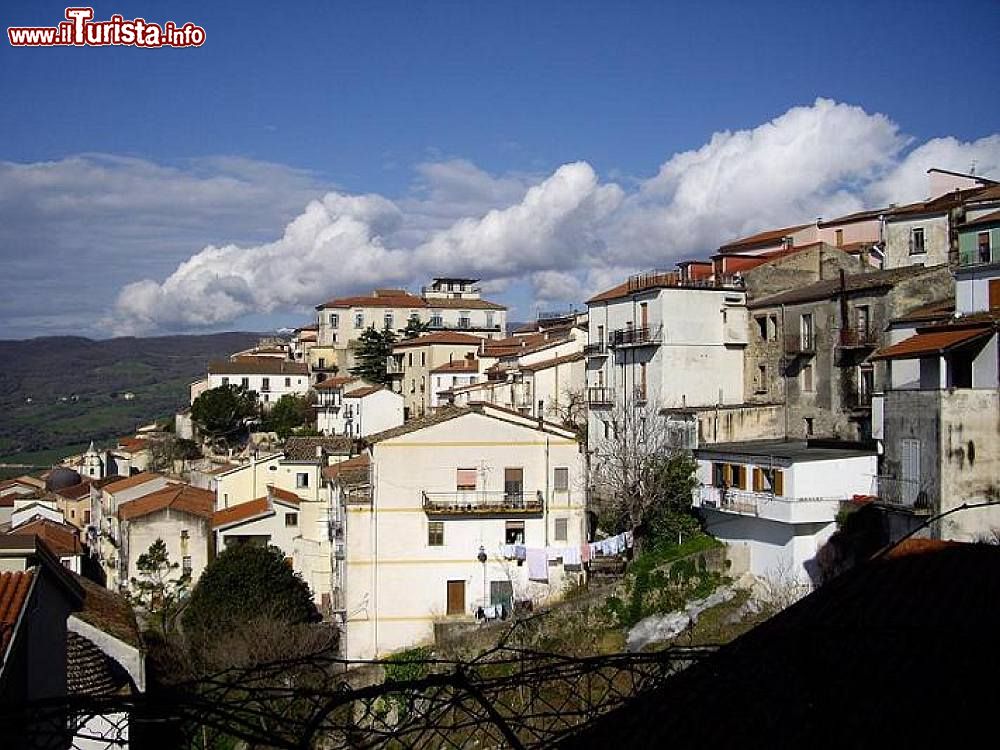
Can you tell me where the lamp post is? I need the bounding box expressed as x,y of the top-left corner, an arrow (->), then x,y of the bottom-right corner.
477,545 -> 488,610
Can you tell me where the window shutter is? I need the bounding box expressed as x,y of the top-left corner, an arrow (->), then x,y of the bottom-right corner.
773,470 -> 784,496
456,469 -> 477,490
753,468 -> 763,492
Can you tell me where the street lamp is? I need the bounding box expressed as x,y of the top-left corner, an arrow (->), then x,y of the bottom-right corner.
477,545 -> 488,611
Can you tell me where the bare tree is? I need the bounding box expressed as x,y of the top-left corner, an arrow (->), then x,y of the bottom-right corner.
589,399 -> 698,544
549,387 -> 588,444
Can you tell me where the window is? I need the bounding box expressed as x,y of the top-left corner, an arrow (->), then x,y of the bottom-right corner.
410,379 -> 415,393
804,417 -> 814,436
753,467 -> 784,495
459,311 -> 471,328
638,362 -> 647,401
446,580 -> 465,615
768,315 -> 777,340
408,352 -> 413,366
318,358 -> 325,370
329,313 -> 339,327
263,393 -> 269,403
835,228 -> 844,247
296,472 -> 309,489
554,518 -> 568,542
486,311 -> 495,329
755,316 -> 768,340
802,363 -> 814,392
354,311 -> 364,328
505,520 -> 525,544
456,468 -> 477,491
800,314 -> 814,350
182,556 -> 192,576
285,377 -> 291,387
978,231 -> 992,263
241,377 -> 250,389
909,227 -> 925,255
261,377 -> 270,392
431,310 -> 443,327
285,512 -> 298,527
755,365 -> 767,394
603,420 -> 610,440
221,376 -> 229,386
420,352 -> 426,367
384,312 -> 394,329
428,521 -> 444,546
855,305 -> 870,334
990,279 -> 1000,311
597,324 -> 605,344
554,467 -> 569,492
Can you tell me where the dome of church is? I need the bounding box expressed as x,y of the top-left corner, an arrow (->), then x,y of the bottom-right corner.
45,466 -> 81,491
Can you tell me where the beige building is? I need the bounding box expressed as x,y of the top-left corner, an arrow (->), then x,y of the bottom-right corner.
388,331 -> 485,419
335,404 -> 587,660
312,278 -> 507,376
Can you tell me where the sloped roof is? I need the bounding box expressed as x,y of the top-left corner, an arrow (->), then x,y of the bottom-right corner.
314,376 -> 360,391
363,407 -> 471,443
267,486 -> 302,505
317,290 -> 426,309
67,630 -> 133,695
102,472 -> 164,495
392,331 -> 484,349
718,223 -> 811,252
884,184 -> 996,220
561,542 -> 1000,748
870,325 -> 993,360
283,436 -> 355,461
118,484 -> 214,522
518,351 -> 585,373
212,497 -> 271,529
53,480 -> 94,501
345,385 -> 385,398
748,265 -> 939,308
425,297 -> 506,310
961,208 -> 1000,228
0,569 -> 35,654
71,573 -> 142,649
10,518 -> 83,557
322,454 -> 371,483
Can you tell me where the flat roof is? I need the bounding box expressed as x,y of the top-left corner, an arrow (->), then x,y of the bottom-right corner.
695,439 -> 876,464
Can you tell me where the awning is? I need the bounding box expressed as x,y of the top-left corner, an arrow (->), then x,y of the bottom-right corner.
870,326 -> 992,360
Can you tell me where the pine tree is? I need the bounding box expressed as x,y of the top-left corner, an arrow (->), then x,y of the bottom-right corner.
349,325 -> 397,384
127,538 -> 190,637
401,316 -> 430,339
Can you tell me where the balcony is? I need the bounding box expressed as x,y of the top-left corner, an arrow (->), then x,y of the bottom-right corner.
586,387 -> 615,405
610,325 -> 662,348
386,359 -> 405,375
784,334 -> 815,356
837,327 -> 879,349
344,486 -> 372,505
584,341 -> 607,357
694,485 -> 841,524
873,476 -> 931,510
422,490 -> 544,515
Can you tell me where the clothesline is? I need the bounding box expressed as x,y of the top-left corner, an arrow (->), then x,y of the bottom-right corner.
498,530 -> 635,582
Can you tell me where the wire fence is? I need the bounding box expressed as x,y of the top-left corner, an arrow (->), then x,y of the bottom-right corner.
4,615 -> 714,750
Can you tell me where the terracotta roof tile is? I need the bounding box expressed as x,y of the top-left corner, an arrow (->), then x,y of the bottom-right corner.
71,573 -> 142,649
118,484 -> 214,522
870,325 -> 994,360
317,290 -> 426,309
212,497 -> 271,528
430,358 -> 480,374
314,376 -> 360,390
0,569 -> 35,653
962,208 -> 1000,228
102,472 -> 164,495
345,385 -> 385,398
67,631 -> 133,695
321,454 -> 371,484
267,486 -> 302,505
282,436 -> 355,461
519,351 -> 585,372
718,223 -> 812,251
10,519 -> 83,557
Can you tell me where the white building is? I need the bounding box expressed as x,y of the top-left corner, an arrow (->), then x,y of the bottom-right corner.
314,377 -> 404,437
117,484 -> 216,590
335,404 -> 587,660
692,439 -> 877,584
203,358 -> 310,410
212,485 -> 304,558
388,331 -> 486,419
585,270 -> 748,440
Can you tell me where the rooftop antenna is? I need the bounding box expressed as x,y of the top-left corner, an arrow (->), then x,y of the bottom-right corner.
970,160 -> 977,176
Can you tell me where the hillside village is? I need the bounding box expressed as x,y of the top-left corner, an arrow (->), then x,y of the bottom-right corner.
3,166 -> 999,744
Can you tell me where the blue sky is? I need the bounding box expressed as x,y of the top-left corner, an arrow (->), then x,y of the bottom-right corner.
1,0 -> 998,338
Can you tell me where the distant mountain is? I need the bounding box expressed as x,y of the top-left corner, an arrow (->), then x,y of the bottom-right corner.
0,332 -> 262,457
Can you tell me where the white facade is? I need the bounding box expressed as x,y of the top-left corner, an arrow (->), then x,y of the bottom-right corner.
121,508 -> 213,587
883,213 -> 951,269
203,364 -> 310,410
339,407 -> 587,660
692,442 -> 876,584
586,279 -> 747,440
316,381 -> 404,438
214,494 -> 302,559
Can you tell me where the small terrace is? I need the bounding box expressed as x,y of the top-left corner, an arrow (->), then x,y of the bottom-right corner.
422,490 -> 544,515
610,325 -> 663,348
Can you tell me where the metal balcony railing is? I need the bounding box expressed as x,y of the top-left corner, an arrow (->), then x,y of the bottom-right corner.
837,327 -> 879,348
385,359 -> 405,375
344,486 -> 372,505
874,476 -> 930,509
610,326 -> 662,348
422,490 -> 544,515
695,486 -> 840,515
586,387 -> 614,405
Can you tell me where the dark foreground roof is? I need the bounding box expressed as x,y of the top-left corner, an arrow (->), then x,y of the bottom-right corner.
561,542 -> 1000,748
